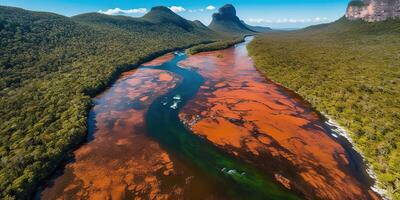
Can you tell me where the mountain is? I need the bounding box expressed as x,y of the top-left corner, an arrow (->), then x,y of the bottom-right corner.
241,20 -> 273,32
72,6 -> 215,36
142,6 -> 193,30
0,5 -> 219,200
193,20 -> 208,28
208,4 -> 255,35
346,0 -> 400,22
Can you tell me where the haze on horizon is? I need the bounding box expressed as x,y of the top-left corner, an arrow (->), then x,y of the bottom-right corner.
1,0 -> 350,28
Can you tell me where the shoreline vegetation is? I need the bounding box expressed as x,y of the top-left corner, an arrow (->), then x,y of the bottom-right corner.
323,114 -> 388,199
186,36 -> 246,55
248,18 -> 400,199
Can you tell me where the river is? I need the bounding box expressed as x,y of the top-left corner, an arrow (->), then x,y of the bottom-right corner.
38,37 -> 380,200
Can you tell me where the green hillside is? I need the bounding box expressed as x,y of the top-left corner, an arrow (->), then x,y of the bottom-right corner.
248,18 -> 400,199
142,6 -> 193,30
0,6 -> 219,199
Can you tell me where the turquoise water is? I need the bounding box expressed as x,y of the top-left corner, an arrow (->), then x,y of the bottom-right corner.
143,52 -> 302,200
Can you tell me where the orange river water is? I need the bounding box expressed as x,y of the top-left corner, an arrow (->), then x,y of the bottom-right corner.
37,37 -> 380,200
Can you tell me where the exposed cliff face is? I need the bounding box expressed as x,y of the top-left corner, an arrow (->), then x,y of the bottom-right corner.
208,4 -> 255,35
346,0 -> 400,22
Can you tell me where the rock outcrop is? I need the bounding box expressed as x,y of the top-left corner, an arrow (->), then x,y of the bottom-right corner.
346,0 -> 400,22
208,4 -> 255,35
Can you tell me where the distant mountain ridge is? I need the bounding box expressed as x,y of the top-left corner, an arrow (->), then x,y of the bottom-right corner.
241,20 -> 273,32
72,6 -> 215,34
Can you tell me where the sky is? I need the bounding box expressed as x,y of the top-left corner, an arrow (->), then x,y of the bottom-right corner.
1,0 -> 351,28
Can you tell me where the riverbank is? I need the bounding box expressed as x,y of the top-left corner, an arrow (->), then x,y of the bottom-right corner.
248,45 -> 389,200
35,36 -> 267,199
323,115 -> 389,200
29,40 -> 224,199
242,53 -> 388,199
178,36 -> 381,199
38,35 -> 385,199
186,36 -> 246,55
247,18 -> 399,199
38,47 -> 301,199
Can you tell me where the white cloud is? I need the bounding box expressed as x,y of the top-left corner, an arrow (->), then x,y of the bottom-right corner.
247,17 -> 330,24
188,6 -> 215,13
98,8 -> 147,15
248,18 -> 272,23
206,5 -> 216,10
169,6 -> 186,13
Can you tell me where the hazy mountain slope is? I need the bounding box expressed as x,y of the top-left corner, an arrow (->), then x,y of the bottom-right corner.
248,18 -> 400,199
208,4 -> 255,35
241,20 -> 272,32
193,19 -> 212,30
0,5 -> 218,200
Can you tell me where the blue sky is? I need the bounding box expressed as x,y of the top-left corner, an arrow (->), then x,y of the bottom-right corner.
1,0 -> 350,28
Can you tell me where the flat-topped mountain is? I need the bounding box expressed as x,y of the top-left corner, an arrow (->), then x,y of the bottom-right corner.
208,4 -> 255,35
346,0 -> 400,22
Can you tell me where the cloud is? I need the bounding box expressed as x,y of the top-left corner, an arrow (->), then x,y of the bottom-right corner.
247,17 -> 329,24
169,6 -> 186,13
98,8 -> 147,15
206,5 -> 216,10
189,5 -> 215,13
248,18 -> 272,23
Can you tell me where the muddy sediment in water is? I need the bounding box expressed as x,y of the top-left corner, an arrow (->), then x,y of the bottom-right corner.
38,40 -> 380,200
178,39 -> 380,200
39,54 -> 222,200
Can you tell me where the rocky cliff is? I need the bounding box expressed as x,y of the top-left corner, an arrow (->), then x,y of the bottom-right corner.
346,0 -> 400,22
208,4 -> 255,35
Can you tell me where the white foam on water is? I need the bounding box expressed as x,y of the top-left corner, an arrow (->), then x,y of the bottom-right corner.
173,94 -> 181,100
322,113 -> 389,200
170,102 -> 178,109
227,169 -> 237,175
174,52 -> 185,56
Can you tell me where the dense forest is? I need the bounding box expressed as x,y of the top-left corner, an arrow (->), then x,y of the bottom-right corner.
186,37 -> 244,55
248,18 -> 400,199
0,6 -> 222,199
